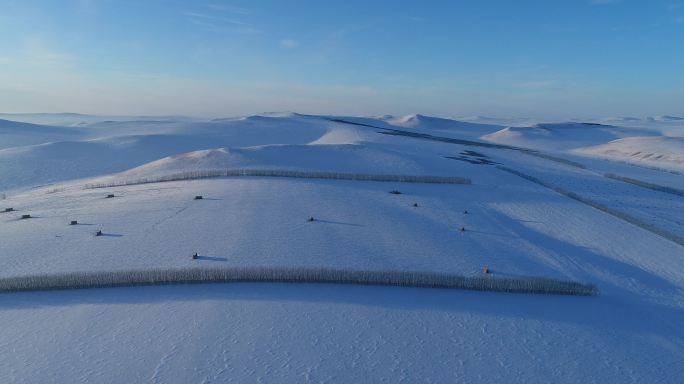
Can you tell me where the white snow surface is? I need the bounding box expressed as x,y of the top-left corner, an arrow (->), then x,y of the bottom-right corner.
575,136 -> 684,172
1,112 -> 683,383
482,122 -> 659,151
386,113 -> 502,138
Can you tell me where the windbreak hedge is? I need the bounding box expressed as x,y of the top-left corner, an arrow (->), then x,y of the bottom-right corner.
0,267 -> 598,296
84,169 -> 471,189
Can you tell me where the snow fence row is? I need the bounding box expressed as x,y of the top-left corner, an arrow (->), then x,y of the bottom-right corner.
84,169 -> 471,189
497,166 -> 684,247
603,173 -> 684,197
0,267 -> 598,296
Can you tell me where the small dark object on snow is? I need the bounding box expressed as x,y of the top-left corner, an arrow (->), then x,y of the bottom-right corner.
4,207 -> 14,212
70,220 -> 78,225
413,203 -> 418,207
464,210 -> 469,214
106,194 -> 115,198
482,265 -> 490,274
95,230 -> 102,236
192,252 -> 198,260
194,195 -> 203,200
460,226 -> 466,232
389,190 -> 402,195
308,216 -> 315,222
21,214 -> 31,219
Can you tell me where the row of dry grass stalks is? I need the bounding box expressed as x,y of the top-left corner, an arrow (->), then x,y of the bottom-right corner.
84,169 -> 471,189
0,267 -> 598,296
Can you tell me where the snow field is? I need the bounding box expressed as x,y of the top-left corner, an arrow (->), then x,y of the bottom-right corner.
1,112 -> 683,383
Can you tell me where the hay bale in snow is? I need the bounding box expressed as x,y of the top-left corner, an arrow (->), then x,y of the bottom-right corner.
70,220 -> 78,225
194,195 -> 203,200
4,208 -> 14,212
106,194 -> 115,198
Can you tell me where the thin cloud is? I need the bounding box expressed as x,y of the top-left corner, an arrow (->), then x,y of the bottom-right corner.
183,9 -> 252,33
21,38 -> 74,66
207,3 -> 250,15
280,39 -> 298,49
330,22 -> 376,41
184,11 -> 248,26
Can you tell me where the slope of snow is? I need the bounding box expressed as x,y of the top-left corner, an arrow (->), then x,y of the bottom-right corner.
2,158 -> 683,383
589,116 -> 684,137
0,118 -> 82,149
2,281 -> 681,384
387,113 -> 502,138
0,134 -> 224,191
575,136 -> 684,172
456,115 -> 543,127
93,144 -> 446,185
0,112 -> 199,127
482,122 -> 659,151
0,115 -> 333,192
307,125 -> 363,145
649,115 -> 684,122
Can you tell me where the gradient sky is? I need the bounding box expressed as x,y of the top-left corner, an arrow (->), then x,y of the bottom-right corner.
1,0 -> 683,118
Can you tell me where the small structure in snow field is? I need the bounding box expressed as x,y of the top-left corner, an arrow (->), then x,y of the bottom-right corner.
194,195 -> 203,200
70,220 -> 78,225
192,252 -> 198,259
413,203 -> 418,207
21,214 -> 31,219
4,207 -> 14,212
482,265 -> 490,274
95,230 -> 102,236
389,190 -> 402,195
460,226 -> 466,232
106,194 -> 115,198
308,216 -> 315,222
464,210 -> 469,214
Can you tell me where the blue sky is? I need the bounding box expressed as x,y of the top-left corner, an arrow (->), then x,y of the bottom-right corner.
0,0 -> 682,118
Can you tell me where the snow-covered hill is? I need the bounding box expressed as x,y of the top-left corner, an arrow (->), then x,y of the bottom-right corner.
575,136 -> 684,172
482,122 -> 659,151
0,114 -> 332,192
0,118 -> 83,149
386,113 -> 501,138
1,112 -> 683,383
